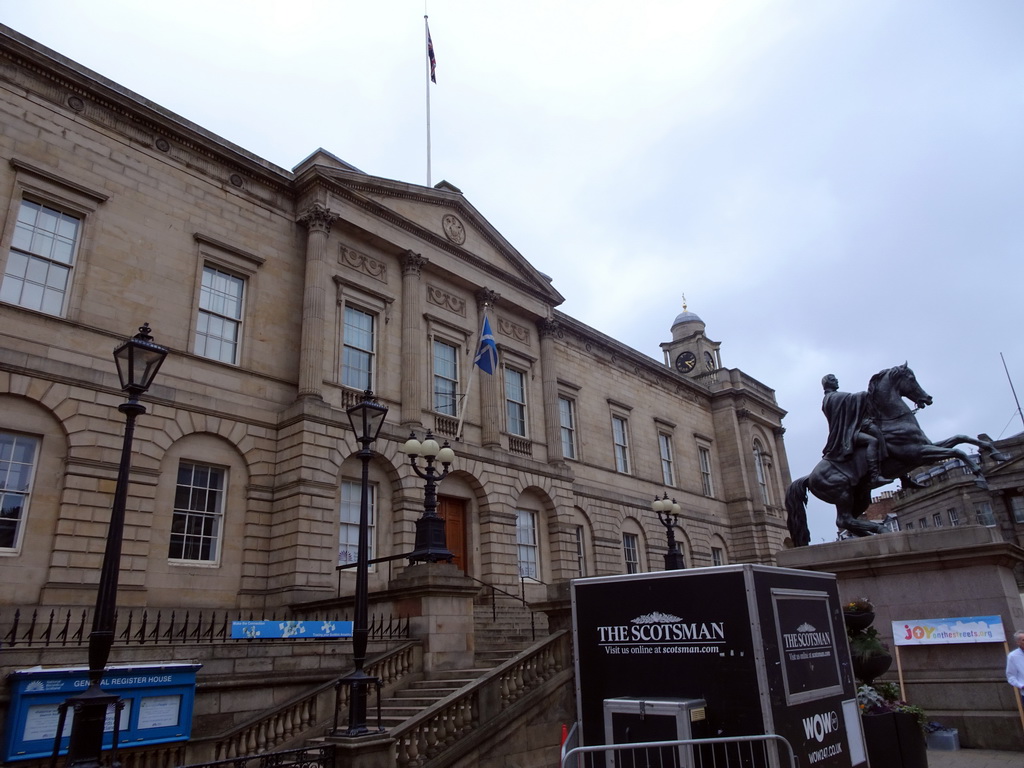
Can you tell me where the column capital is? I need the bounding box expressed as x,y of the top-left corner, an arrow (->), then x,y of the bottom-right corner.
400,250 -> 429,277
476,288 -> 501,309
298,202 -> 338,234
537,317 -> 560,339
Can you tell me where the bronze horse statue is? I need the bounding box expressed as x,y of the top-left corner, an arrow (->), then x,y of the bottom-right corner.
786,363 -> 1010,545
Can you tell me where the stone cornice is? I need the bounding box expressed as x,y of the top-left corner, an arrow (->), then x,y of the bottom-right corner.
0,26 -> 294,204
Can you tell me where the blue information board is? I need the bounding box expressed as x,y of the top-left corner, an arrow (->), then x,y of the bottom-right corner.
230,619 -> 353,639
4,663 -> 201,761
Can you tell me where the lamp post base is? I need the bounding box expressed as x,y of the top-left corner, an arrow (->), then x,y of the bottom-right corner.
408,515 -> 454,563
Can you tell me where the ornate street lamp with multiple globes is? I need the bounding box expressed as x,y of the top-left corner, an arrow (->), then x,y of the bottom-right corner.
64,324 -> 168,768
338,390 -> 389,737
402,430 -> 456,563
652,493 -> 686,571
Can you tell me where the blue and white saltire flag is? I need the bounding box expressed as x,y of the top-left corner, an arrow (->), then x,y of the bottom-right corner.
473,316 -> 498,374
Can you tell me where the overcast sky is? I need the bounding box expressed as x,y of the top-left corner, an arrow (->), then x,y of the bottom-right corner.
4,1 -> 1023,544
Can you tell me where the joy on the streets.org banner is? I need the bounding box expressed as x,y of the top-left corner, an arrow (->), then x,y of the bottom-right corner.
891,615 -> 1005,645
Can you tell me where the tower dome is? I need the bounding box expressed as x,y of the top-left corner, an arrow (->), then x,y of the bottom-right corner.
670,297 -> 705,342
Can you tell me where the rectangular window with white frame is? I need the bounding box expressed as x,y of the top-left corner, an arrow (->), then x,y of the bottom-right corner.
0,431 -> 39,551
169,462 -> 225,563
932,512 -> 943,527
558,396 -> 577,460
574,524 -> 587,577
711,547 -> 724,566
622,532 -> 640,574
947,508 -> 960,526
433,339 -> 459,416
516,509 -> 538,579
612,416 -> 630,474
504,367 -> 528,437
698,445 -> 715,497
1011,497 -> 1024,524
339,480 -> 375,566
975,502 -> 996,527
195,265 -> 244,364
1,199 -> 81,316
342,305 -> 376,391
658,433 -> 675,486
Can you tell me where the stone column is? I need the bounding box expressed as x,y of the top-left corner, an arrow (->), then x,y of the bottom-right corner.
400,251 -> 428,428
297,203 -> 337,400
476,289 -> 502,448
538,318 -> 563,463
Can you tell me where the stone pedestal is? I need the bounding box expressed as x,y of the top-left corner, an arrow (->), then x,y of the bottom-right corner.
325,732 -> 396,768
777,525 -> 1024,750
389,561 -> 479,672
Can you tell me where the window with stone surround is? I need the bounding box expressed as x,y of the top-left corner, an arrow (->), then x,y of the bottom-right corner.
169,462 -> 225,563
342,305 -> 376,391
0,431 -> 39,551
622,532 -> 641,574
975,502 -> 996,527
558,396 -> 577,460
339,480 -> 376,566
612,415 -> 631,474
504,367 -> 528,437
711,546 -> 725,566
947,508 -> 961,526
516,508 -> 538,579
195,265 -> 244,364
1011,497 -> 1024,525
753,439 -> 771,505
658,432 -> 676,487
433,339 -> 459,416
698,445 -> 715,497
1,199 -> 82,316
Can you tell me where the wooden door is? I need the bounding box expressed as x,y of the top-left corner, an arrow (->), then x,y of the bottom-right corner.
438,496 -> 467,571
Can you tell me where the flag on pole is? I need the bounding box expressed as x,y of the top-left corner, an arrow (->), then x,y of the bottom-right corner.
426,21 -> 437,83
473,316 -> 498,374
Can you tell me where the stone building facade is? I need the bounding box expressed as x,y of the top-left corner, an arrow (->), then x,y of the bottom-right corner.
868,432 -> 1024,580
0,24 -> 791,619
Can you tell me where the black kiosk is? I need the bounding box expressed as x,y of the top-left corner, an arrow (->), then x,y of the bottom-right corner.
571,564 -> 866,767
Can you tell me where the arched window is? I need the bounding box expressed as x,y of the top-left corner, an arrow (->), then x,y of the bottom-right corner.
753,439 -> 771,506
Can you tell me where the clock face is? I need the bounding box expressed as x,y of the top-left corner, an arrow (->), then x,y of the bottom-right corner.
675,351 -> 697,373
704,351 -> 715,371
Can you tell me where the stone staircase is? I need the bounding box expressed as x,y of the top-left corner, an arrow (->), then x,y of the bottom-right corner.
373,601 -> 549,730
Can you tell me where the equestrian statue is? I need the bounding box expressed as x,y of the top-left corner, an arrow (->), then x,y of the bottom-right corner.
786,363 -> 1010,546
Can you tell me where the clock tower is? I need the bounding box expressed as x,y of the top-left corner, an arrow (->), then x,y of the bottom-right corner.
660,298 -> 722,379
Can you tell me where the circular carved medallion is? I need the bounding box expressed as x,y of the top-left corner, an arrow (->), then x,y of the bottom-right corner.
442,214 -> 466,244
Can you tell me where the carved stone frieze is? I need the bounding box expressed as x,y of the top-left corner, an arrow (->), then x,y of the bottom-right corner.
339,245 -> 388,282
497,317 -> 530,345
426,285 -> 466,316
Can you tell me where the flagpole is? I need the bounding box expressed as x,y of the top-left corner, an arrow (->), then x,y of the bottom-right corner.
456,306 -> 491,440
424,15 -> 432,187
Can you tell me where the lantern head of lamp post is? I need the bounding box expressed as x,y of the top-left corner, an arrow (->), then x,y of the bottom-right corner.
404,430 -> 455,563
346,390 -> 388,449
113,324 -> 168,403
652,493 -> 685,570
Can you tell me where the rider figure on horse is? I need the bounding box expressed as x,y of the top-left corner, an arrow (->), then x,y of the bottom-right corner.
821,373 -> 888,488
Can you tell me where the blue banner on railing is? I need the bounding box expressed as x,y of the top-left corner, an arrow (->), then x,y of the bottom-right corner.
230,620 -> 353,639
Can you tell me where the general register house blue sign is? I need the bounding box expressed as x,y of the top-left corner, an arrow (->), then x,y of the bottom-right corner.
4,663 -> 201,761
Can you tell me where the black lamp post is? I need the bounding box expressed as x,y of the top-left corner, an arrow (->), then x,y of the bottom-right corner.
652,493 -> 685,571
340,390 -> 388,736
64,324 -> 167,768
402,430 -> 455,563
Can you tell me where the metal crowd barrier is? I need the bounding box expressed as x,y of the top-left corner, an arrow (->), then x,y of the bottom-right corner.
560,733 -> 798,768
